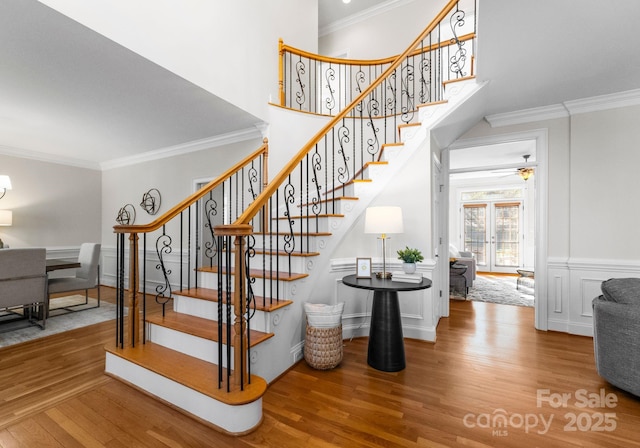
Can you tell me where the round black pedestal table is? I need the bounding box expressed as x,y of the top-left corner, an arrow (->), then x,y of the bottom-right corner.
342,274 -> 432,372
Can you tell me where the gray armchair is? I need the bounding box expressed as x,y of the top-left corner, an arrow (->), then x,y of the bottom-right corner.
0,248 -> 47,328
449,245 -> 476,288
48,243 -> 101,313
592,278 -> 640,397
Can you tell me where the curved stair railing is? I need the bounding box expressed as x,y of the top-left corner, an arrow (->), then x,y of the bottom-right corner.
112,139 -> 268,390
112,0 -> 476,396
217,0 -> 476,389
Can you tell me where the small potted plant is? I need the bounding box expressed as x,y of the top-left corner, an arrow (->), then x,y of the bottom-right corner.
397,246 -> 424,274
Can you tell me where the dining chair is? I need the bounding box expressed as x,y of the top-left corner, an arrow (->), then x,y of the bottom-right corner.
47,243 -> 101,314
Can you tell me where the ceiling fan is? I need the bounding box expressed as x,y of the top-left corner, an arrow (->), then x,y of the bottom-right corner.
492,154 -> 535,181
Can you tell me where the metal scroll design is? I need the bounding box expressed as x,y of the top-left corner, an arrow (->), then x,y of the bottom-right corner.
418,55 -> 432,104
366,96 -> 381,157
310,146 -> 323,216
386,70 -> 397,115
449,6 -> 468,78
336,124 -> 351,185
400,63 -> 416,123
324,65 -> 336,113
140,188 -> 161,215
204,197 -> 218,261
155,230 -> 172,307
282,177 -> 296,255
247,162 -> 259,201
295,59 -> 306,108
116,204 -> 136,225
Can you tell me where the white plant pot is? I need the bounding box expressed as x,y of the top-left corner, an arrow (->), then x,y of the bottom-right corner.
402,262 -> 416,274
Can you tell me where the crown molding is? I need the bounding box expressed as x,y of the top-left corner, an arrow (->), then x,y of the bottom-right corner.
0,145 -> 101,170
563,88 -> 640,115
100,126 -> 264,171
486,88 -> 640,128
320,0 -> 416,37
485,104 -> 569,128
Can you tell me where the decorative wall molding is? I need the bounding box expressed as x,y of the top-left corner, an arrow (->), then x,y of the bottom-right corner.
0,144 -> 101,170
101,126 -> 263,171
485,105 -> 569,128
546,256 -> 640,338
485,88 -> 640,128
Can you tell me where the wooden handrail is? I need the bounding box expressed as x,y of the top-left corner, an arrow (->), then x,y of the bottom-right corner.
113,138 -> 269,234
238,0 -> 463,227
281,32 -> 475,67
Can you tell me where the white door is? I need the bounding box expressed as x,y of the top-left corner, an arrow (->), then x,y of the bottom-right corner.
463,201 -> 523,273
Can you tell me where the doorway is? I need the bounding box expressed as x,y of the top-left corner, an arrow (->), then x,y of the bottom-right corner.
443,130 -> 549,331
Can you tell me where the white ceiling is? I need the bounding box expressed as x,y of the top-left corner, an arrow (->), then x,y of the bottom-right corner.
2,0 -> 639,170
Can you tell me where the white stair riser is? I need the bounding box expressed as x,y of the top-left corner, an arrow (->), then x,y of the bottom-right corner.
146,324 -> 273,382
198,273 -> 298,299
272,215 -> 343,233
298,198 -> 357,215
379,146 -> 403,161
147,322 -> 231,367
105,352 -> 262,435
173,295 -> 270,332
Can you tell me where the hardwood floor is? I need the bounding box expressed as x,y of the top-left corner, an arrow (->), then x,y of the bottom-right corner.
1,287 -> 639,447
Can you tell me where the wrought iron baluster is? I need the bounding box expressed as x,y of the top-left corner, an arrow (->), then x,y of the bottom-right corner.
449,4 -> 468,78
155,225 -> 172,317
295,56 -> 306,110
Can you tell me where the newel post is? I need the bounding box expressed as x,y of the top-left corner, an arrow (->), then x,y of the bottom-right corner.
128,233 -> 140,345
215,223 -> 253,387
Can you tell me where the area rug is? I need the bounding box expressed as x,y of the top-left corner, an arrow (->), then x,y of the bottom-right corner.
0,296 -> 119,348
458,275 -> 534,307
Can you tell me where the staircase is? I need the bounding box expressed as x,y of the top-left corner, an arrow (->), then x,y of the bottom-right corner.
105,0 -> 479,435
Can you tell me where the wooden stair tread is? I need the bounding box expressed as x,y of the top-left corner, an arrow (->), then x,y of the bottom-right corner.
398,122 -> 421,128
199,265 -> 308,281
274,213 -> 344,220
175,287 -> 293,312
105,342 -> 267,405
443,75 -> 476,86
230,248 -> 320,257
147,310 -> 273,347
297,196 -> 358,208
417,99 -> 448,108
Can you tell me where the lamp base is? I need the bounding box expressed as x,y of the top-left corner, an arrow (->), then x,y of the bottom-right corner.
375,272 -> 392,279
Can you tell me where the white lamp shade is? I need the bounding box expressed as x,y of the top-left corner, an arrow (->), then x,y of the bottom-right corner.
0,210 -> 12,226
364,206 -> 404,234
0,175 -> 12,191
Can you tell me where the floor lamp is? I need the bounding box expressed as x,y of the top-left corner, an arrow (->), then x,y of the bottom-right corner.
364,206 -> 404,279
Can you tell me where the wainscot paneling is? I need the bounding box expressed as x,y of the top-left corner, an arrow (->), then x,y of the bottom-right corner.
547,258 -> 640,337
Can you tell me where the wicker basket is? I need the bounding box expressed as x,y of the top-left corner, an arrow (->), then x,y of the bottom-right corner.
304,323 -> 343,370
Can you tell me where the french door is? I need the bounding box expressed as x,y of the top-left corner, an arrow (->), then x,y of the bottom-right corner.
463,201 -> 522,273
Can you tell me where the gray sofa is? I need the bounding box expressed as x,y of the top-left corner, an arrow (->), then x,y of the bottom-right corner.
592,278 -> 640,397
0,248 -> 48,328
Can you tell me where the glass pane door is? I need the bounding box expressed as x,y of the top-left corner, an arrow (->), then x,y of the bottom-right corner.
463,204 -> 487,266
492,202 -> 521,272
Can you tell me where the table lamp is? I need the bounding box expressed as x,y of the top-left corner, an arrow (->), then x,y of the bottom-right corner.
364,206 -> 403,278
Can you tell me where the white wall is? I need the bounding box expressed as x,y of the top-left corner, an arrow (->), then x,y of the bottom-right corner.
101,138 -> 264,247
319,0 -> 446,58
39,0 -> 319,123
0,155 -> 101,250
